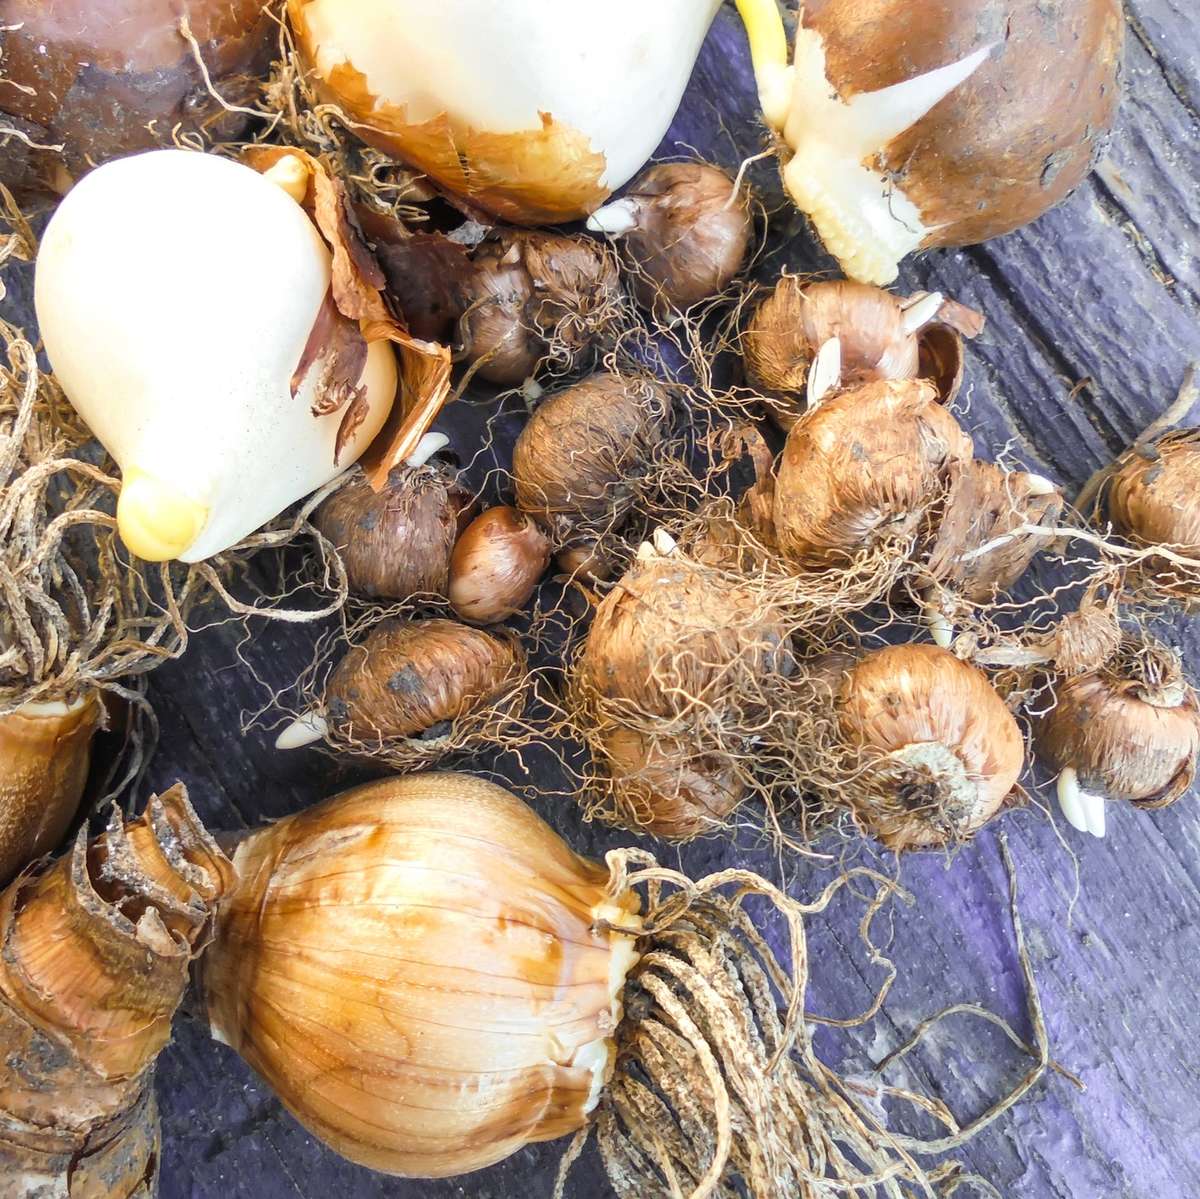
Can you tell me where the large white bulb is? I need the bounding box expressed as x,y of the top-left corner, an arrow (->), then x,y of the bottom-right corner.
35,149 -> 397,563
290,0 -> 723,223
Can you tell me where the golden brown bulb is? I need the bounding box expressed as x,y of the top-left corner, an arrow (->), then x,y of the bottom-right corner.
0,785 -> 231,1195
314,463 -> 473,601
0,693 -> 101,885
0,0 -> 275,199
326,618 -> 524,745
513,372 -> 669,547
201,773 -> 642,1179
773,379 -> 974,568
835,643 -> 1025,850
589,162 -> 752,312
458,231 -> 620,385
448,506 -> 551,624
1038,636 -> 1200,836
1104,430 -> 1200,602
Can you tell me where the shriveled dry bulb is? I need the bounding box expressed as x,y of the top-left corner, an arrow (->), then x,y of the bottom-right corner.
1104,429 -> 1200,604
773,378 -> 973,569
743,278 -> 981,426
448,506 -> 551,623
287,0 -> 724,223
277,618 -> 524,761
314,445 -> 474,601
1037,635 -> 1200,838
834,643 -> 1024,850
34,150 -> 399,562
588,163 -> 753,313
201,772 -> 934,1193
0,0 -> 275,199
0,692 -> 102,885
513,372 -> 669,548
736,0 -> 1123,283
458,230 -> 620,385
0,785 -> 231,1194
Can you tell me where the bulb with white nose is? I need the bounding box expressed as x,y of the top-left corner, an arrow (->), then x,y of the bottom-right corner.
34,149 -> 398,563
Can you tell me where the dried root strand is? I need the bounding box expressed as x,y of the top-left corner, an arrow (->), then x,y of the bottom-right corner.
0,786 -> 231,1198
557,847 -> 1050,1199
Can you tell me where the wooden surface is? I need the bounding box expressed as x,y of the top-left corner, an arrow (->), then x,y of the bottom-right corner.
6,3 -> 1200,1196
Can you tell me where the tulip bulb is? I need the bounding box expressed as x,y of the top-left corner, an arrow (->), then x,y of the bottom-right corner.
449,506 -> 551,624
34,150 -> 398,563
0,693 -> 102,886
738,0 -> 1123,283
288,0 -> 724,223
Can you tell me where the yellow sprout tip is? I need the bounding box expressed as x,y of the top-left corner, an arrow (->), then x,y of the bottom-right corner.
262,155 -> 311,205
117,470 -> 208,563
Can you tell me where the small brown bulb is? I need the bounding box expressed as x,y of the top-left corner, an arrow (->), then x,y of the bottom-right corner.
599,727 -> 746,840
458,230 -> 620,385
0,0 -> 275,199
448,507 -> 551,624
743,279 -> 980,429
773,379 -> 974,569
314,464 -> 474,601
513,372 -> 669,546
1105,430 -> 1200,602
326,618 -> 524,746
581,550 -> 791,721
555,539 -> 619,584
922,460 -> 1063,603
836,643 -> 1025,850
1038,636 -> 1200,811
590,163 -> 752,312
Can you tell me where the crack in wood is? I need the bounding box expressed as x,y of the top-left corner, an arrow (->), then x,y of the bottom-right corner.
1125,8 -> 1200,128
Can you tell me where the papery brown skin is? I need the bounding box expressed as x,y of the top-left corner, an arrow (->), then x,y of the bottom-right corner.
614,163 -> 752,312
314,464 -> 473,600
582,554 -> 791,719
513,372 -> 669,546
837,643 -> 1025,850
774,379 -> 974,568
326,618 -> 524,743
0,785 -> 232,1197
1105,430 -> 1200,600
600,726 -> 746,839
448,506 -> 551,624
0,0 -> 275,200
0,693 -> 102,886
804,0 -> 1123,247
923,461 -> 1063,602
202,772 -> 641,1178
458,230 -> 620,385
1038,655 -> 1200,808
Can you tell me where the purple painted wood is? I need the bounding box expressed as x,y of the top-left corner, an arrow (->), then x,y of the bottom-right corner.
4,2 -> 1198,1196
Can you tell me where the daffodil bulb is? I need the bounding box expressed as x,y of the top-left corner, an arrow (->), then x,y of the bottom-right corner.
288,0 -> 724,223
34,149 -> 398,563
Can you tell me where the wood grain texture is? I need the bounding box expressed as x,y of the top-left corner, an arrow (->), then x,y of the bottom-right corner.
4,2 -> 1199,1195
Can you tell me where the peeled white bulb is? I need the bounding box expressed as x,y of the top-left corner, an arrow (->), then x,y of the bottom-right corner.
290,0 -> 723,223
34,149 -> 397,563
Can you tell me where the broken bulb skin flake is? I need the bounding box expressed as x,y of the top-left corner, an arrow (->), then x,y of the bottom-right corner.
742,0 -> 1123,283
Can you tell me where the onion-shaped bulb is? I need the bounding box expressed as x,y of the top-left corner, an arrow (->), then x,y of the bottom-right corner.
34,150 -> 398,563
736,0 -> 1122,284
202,773 -> 642,1178
834,643 -> 1025,850
288,0 -> 724,223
